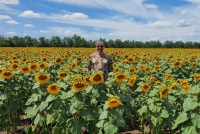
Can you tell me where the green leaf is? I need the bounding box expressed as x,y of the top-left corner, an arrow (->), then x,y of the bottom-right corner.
39,101 -> 48,111
189,85 -> 200,94
161,109 -> 169,118
85,85 -> 93,93
57,81 -> 67,89
46,94 -> 55,102
71,119 -> 84,134
32,82 -> 40,89
191,113 -> 200,128
99,110 -> 108,120
151,115 -> 163,127
183,98 -> 198,111
172,112 -> 188,130
46,114 -> 55,125
149,104 -> 161,113
10,117 -> 20,126
0,93 -> 7,100
96,120 -> 104,128
104,122 -> 118,134
182,126 -> 198,134
25,94 -> 39,105
25,106 -> 38,118
138,105 -> 148,115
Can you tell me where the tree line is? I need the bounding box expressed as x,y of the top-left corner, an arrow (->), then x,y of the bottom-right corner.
0,34 -> 200,48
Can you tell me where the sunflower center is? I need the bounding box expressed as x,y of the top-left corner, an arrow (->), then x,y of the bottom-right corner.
56,58 -> 61,62
38,74 -> 47,80
40,64 -> 45,68
75,82 -> 85,88
31,65 -> 36,69
174,62 -> 180,66
143,85 -> 149,89
85,77 -> 90,82
3,71 -> 12,76
22,67 -> 29,71
162,88 -> 168,94
117,74 -> 125,79
60,72 -> 67,76
93,74 -> 102,81
50,85 -> 57,90
13,64 -> 18,68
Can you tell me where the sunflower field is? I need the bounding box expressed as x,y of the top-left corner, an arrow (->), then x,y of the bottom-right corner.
0,47 -> 200,134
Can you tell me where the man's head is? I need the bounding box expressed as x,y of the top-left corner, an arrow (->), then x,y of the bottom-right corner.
95,40 -> 104,54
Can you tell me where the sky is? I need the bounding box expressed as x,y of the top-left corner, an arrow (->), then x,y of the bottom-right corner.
0,0 -> 200,42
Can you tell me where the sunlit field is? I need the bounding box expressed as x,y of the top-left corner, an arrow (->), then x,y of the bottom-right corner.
0,47 -> 200,134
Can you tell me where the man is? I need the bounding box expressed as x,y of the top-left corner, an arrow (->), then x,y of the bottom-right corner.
87,40 -> 113,81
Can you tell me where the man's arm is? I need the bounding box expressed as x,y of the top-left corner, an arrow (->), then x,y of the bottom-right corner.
107,58 -> 113,73
86,54 -> 93,75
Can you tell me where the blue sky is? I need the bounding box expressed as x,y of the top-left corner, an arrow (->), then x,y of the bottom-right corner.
0,0 -> 200,42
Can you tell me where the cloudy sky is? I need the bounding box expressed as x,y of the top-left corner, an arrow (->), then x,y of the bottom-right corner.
0,0 -> 200,42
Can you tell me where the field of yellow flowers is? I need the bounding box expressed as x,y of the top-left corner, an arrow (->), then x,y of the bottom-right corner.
0,47 -> 200,134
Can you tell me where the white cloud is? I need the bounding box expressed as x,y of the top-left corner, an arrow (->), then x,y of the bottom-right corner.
5,31 -> 16,35
20,10 -> 41,18
177,19 -> 191,27
0,0 -> 19,5
39,30 -> 50,33
6,20 -> 19,24
0,15 -> 11,20
94,28 -> 101,30
63,13 -> 88,20
145,4 -> 157,9
24,24 -> 34,27
180,10 -> 187,15
147,21 -> 173,28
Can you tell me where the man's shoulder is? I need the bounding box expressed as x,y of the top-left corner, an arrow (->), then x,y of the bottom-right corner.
104,53 -> 112,60
89,53 -> 97,59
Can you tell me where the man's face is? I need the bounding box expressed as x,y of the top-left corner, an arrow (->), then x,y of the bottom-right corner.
96,43 -> 104,53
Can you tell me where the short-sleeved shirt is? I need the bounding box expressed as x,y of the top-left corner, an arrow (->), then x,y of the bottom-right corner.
87,52 -> 113,80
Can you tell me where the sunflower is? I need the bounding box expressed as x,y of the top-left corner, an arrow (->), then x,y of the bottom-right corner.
70,63 -> 77,70
170,81 -> 178,89
34,73 -> 50,84
179,80 -> 188,86
1,70 -> 14,79
141,83 -> 151,92
76,57 -> 82,62
83,75 -> 91,85
173,61 -> 181,68
39,63 -> 47,70
107,97 -> 121,108
72,80 -> 87,92
29,64 -> 39,72
155,81 -> 161,86
166,73 -> 173,80
54,58 -> 62,64
47,83 -> 60,94
128,67 -> 136,74
20,66 -> 31,74
149,76 -> 155,83
194,74 -> 200,81
114,73 -> 127,83
78,68 -> 84,72
145,66 -> 151,73
41,57 -> 48,62
191,62 -> 198,68
128,75 -> 137,87
73,76 -> 83,82
183,59 -> 188,66
58,71 -> 68,79
127,57 -> 133,63
114,67 -> 120,73
183,85 -> 191,92
160,87 -> 170,98
90,72 -> 104,84
139,65 -> 145,71
0,56 -> 5,61
154,65 -> 160,72
10,63 -> 18,71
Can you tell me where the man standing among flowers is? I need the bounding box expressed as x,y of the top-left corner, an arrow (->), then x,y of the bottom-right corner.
87,40 -> 113,81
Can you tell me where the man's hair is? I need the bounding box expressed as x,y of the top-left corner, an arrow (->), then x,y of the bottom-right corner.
95,40 -> 104,46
